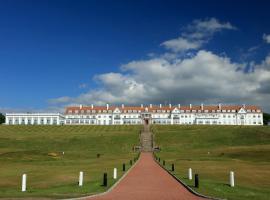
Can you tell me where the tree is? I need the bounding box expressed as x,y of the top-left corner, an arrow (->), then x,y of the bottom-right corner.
0,113 -> 5,124
263,113 -> 270,125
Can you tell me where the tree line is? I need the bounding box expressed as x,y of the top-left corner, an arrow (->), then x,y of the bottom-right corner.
0,113 -> 5,124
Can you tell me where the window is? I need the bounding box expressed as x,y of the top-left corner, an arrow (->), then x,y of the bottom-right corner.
53,118 -> 57,124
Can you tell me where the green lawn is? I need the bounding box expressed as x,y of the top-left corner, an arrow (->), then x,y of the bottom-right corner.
0,125 -> 141,199
152,125 -> 270,200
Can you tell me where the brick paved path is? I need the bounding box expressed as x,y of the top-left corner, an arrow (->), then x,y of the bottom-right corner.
88,152 -> 205,200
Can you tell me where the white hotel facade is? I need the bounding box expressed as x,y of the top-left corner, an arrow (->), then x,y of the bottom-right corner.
5,104 -> 263,126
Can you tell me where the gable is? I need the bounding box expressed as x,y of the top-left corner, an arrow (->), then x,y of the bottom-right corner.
171,108 -> 180,113
238,108 -> 247,114
113,108 -> 121,113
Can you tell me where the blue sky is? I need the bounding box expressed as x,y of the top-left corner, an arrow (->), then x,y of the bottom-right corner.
0,0 -> 270,112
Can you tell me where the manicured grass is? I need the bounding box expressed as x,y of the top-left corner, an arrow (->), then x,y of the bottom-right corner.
153,125 -> 270,200
0,125 -> 141,199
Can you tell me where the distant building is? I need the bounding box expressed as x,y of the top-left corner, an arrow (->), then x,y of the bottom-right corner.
5,104 -> 263,126
5,113 -> 65,125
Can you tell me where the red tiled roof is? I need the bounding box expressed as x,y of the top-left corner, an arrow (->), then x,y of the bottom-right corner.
65,104 -> 262,114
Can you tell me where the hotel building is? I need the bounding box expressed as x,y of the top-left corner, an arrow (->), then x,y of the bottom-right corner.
5,104 -> 263,126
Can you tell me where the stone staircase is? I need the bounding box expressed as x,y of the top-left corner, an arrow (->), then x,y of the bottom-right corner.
140,124 -> 153,152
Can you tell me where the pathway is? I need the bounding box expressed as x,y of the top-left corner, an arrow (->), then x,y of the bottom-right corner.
87,123 -> 205,200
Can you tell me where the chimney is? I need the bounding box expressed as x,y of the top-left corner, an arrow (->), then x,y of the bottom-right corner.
106,103 -> 109,110
91,104 -> 94,109
178,104 -> 181,109
243,104 -> 246,108
150,104 -> 152,108
190,104 -> 192,109
160,104 -> 162,108
218,103 -> 221,110
122,104 -> 124,109
169,104 -> 171,108
79,104 -> 82,109
141,104 -> 143,108
201,103 -> 204,110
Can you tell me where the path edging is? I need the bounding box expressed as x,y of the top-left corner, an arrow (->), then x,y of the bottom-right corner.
153,154 -> 226,200
62,153 -> 141,200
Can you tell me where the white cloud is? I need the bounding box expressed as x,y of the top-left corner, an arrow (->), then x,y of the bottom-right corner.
186,18 -> 236,34
263,33 -> 270,44
49,18 -> 270,112
161,37 -> 202,52
50,50 -> 270,111
162,18 -> 236,52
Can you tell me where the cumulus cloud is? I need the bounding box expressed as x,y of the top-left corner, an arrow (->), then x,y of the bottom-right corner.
263,33 -> 270,44
50,50 -> 270,111
161,37 -> 202,52
49,18 -> 270,112
161,18 -> 236,52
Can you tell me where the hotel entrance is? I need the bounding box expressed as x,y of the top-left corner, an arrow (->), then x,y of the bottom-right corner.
144,119 -> 149,125
142,113 -> 151,125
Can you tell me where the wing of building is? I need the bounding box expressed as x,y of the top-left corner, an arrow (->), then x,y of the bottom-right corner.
5,104 -> 263,126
